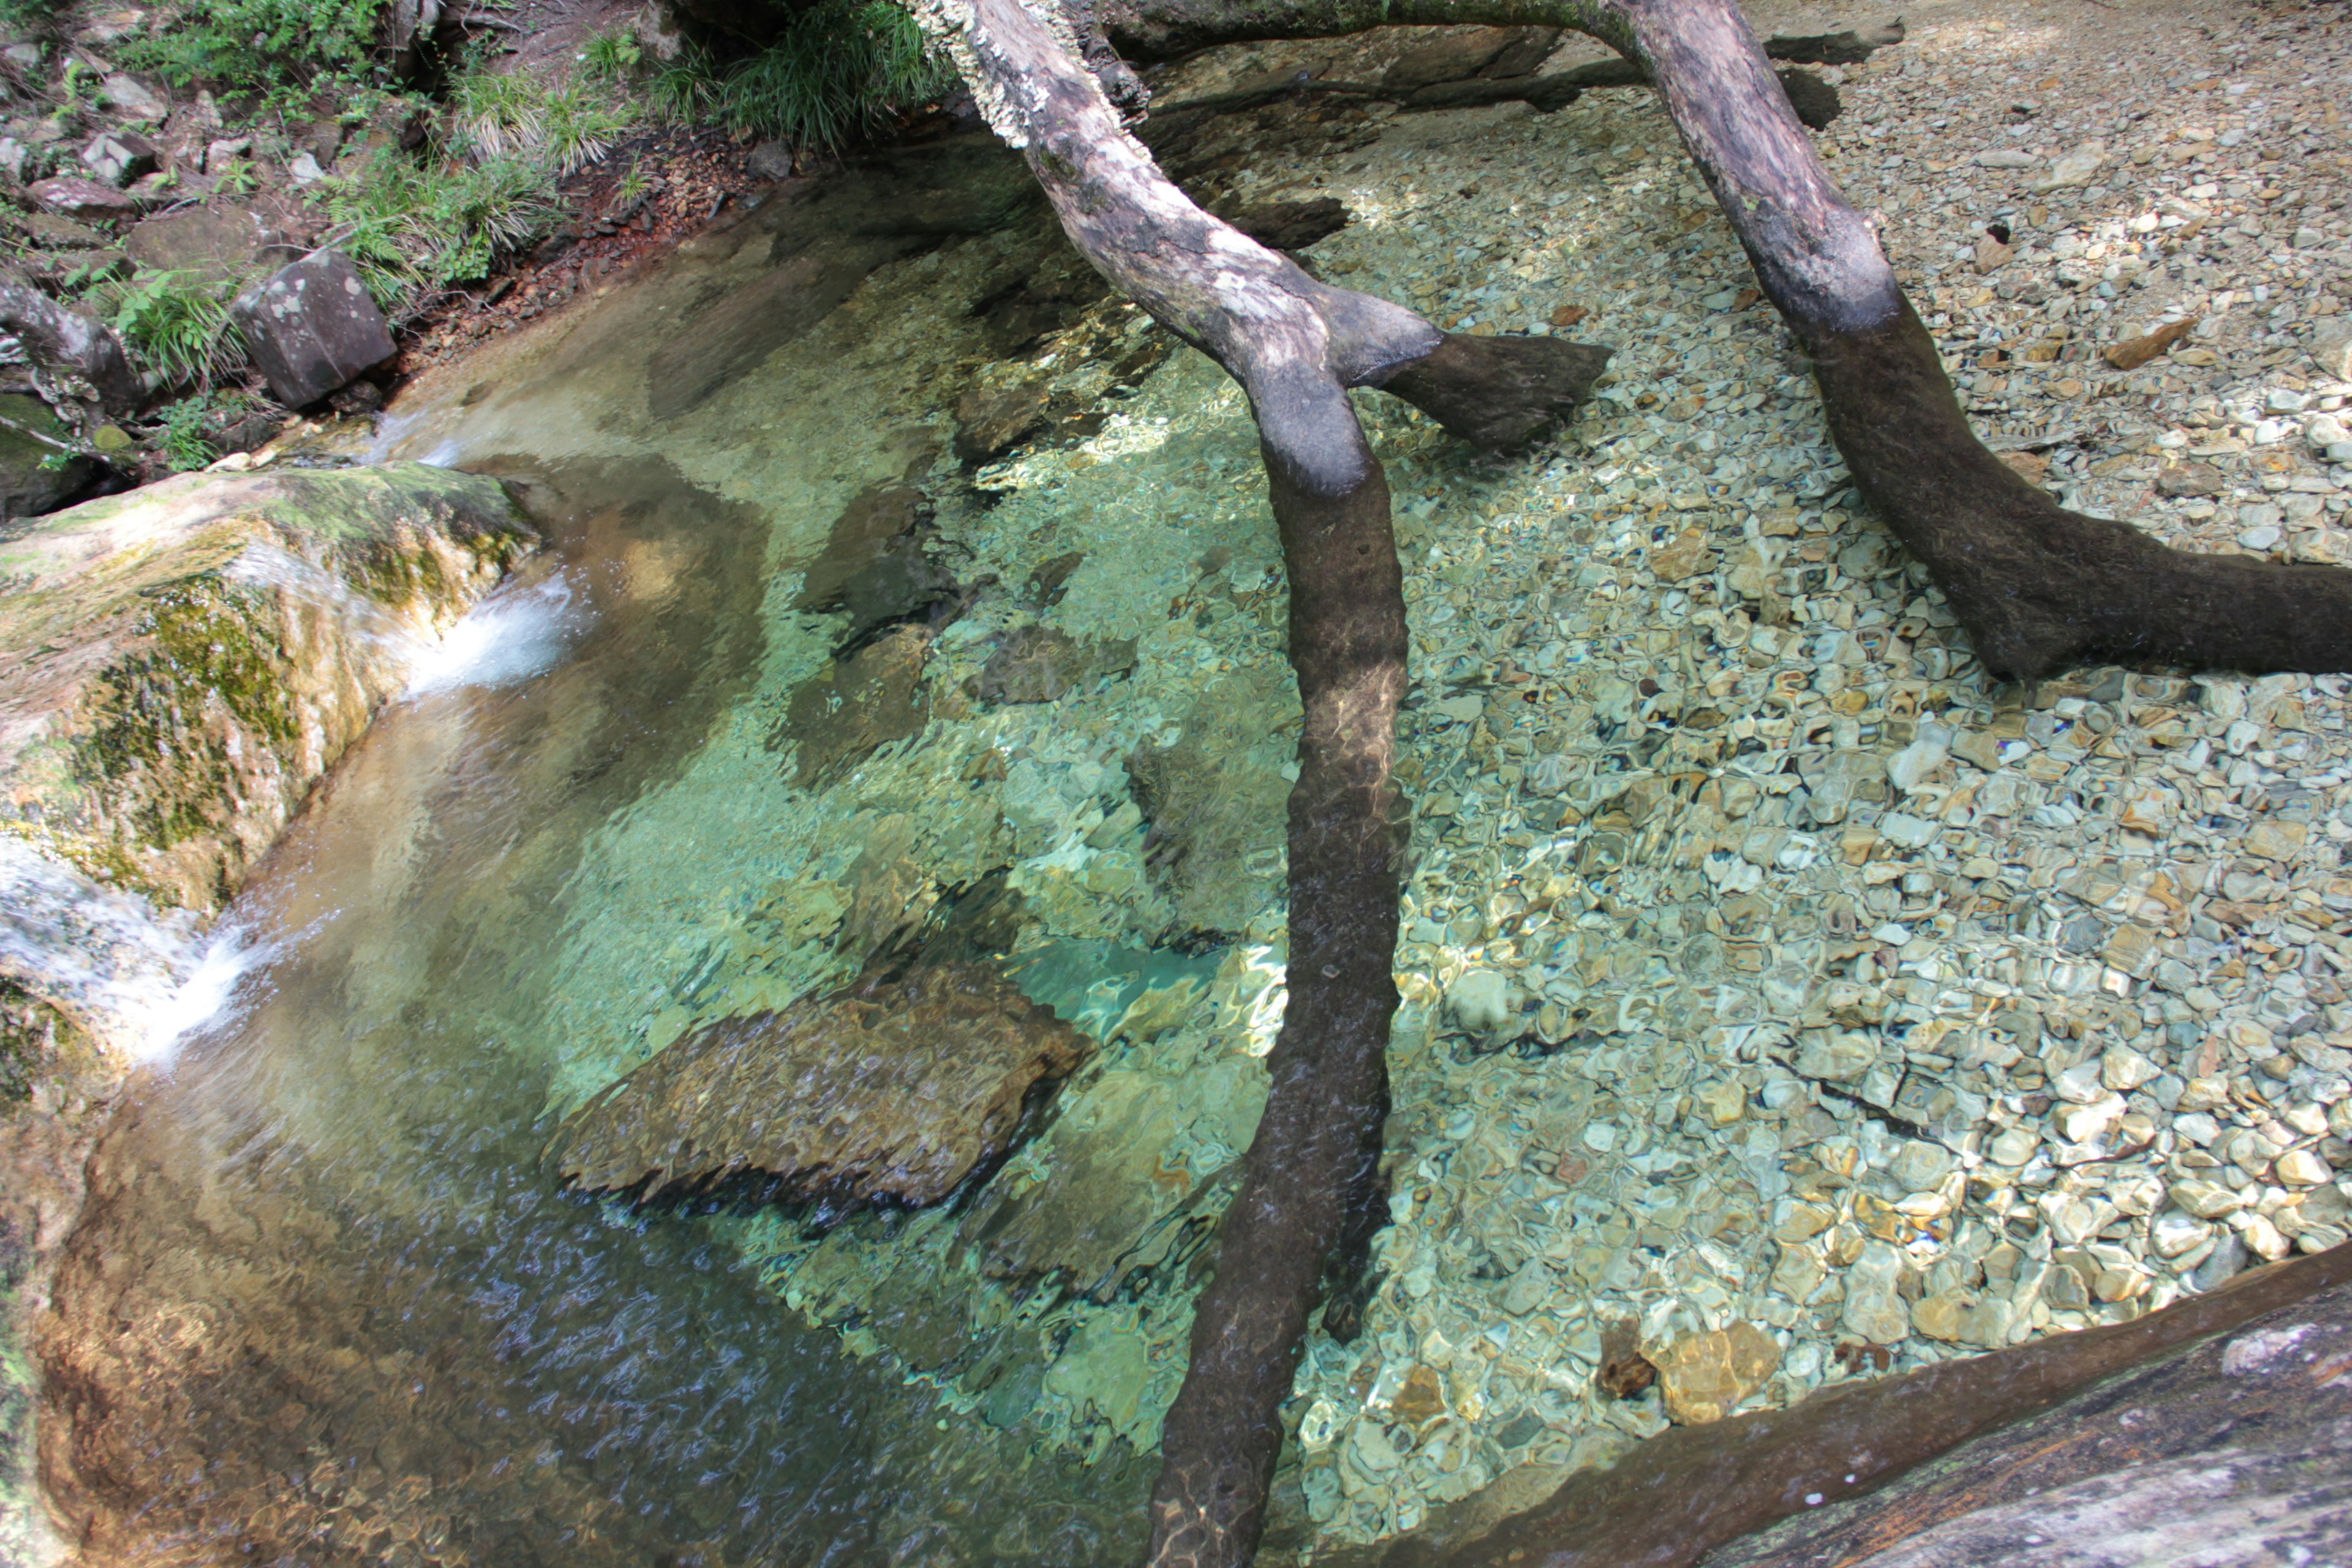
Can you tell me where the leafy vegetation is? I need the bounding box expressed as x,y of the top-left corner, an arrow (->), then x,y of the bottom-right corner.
635,1 -> 953,151
447,54 -> 635,173
120,0 -> 387,99
155,397 -> 221,472
102,269 -> 246,388
322,144 -> 565,307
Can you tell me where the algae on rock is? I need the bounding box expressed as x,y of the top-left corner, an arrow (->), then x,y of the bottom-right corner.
0,462 -> 533,1063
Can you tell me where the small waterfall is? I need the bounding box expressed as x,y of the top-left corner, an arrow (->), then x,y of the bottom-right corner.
2,555 -> 579,1068
0,837 -> 264,1065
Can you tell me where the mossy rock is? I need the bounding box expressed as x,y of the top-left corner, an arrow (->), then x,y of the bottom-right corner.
0,462 -> 534,916
0,393 -> 96,533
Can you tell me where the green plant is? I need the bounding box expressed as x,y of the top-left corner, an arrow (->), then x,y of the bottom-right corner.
647,0 -> 955,152
212,157 -> 258,196
103,269 -> 245,387
321,145 -> 564,304
579,29 -> 642,80
119,0 -> 385,97
56,56 -> 92,111
447,58 -> 634,175
156,396 -> 218,472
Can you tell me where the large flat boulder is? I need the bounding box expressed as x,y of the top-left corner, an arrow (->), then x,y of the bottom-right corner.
232,250 -> 396,407
551,962 -> 1094,1210
124,203 -> 282,285
0,463 -> 533,922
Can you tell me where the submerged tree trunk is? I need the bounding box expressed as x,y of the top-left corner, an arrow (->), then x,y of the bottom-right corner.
909,0 -> 2352,1562
1089,0 -> 2352,683
905,1 -> 1606,1564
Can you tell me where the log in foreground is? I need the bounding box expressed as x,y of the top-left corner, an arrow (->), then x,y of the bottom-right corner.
906,1 -> 1604,1563
1311,1242 -> 2352,1568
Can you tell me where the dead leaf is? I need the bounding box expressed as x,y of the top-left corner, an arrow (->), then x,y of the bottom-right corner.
2103,314 -> 2199,371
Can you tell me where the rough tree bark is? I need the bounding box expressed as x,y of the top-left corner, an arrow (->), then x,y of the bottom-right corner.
0,276 -> 143,418
907,1 -> 2352,1566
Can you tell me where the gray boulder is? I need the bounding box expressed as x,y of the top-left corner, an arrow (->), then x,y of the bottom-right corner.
79,127 -> 157,186
232,250 -> 395,407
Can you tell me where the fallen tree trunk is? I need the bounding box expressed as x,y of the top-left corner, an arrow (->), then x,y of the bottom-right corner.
0,276 -> 143,418
905,2 -> 1604,1564
913,1 -> 2352,1564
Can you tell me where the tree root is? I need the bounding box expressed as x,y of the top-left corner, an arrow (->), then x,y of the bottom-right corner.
1377,332 -> 1613,451
1809,304 -> 2352,682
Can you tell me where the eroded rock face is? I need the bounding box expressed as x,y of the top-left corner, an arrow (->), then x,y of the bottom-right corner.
0,464 -> 531,1068
1,464 -> 531,916
552,962 -> 1093,1209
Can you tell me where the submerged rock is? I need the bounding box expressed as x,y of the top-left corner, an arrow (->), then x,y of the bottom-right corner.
551,962 -> 1094,1209
792,481 -> 959,650
1127,665 -> 1298,937
778,622 -> 933,785
953,377 -> 1052,464
975,624 -> 1135,705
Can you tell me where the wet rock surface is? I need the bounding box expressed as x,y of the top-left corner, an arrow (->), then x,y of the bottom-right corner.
0,463 -> 531,929
777,622 -> 934,785
552,961 -> 1094,1209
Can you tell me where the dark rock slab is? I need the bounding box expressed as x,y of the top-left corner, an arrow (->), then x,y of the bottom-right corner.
232,250 -> 394,408
970,261 -> 1110,356
28,178 -> 139,222
776,622 -> 932,785
550,962 -> 1093,1210
1298,1243 -> 2352,1568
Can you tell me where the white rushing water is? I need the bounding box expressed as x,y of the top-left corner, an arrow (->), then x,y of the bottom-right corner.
0,838 -> 271,1065
402,567 -> 589,696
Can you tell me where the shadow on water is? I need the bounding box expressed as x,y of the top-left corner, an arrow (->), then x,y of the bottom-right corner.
35,457 -> 1152,1567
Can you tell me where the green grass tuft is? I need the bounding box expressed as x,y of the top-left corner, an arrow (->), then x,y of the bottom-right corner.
101,269 -> 246,388
643,0 -> 954,153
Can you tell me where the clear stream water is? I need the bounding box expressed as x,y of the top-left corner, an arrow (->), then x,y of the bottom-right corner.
39,453 -> 1160,1566
32,155 -> 1206,1564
